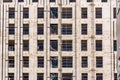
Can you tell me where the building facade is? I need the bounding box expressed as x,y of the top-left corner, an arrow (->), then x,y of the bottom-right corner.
0,0 -> 117,80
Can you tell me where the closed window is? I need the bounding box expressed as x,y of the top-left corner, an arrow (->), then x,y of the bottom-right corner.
96,24 -> 102,35
37,8 -> 44,18
23,57 -> 29,67
37,24 -> 44,35
37,73 -> 44,80
62,40 -> 72,51
9,8 -> 15,18
114,40 -> 117,51
69,0 -> 76,2
50,8 -> 58,19
23,73 -> 29,80
82,73 -> 88,80
23,24 -> 29,35
96,57 -> 103,68
37,40 -> 44,51
50,0 -> 55,2
96,73 -> 103,80
113,8 -> 116,18
8,57 -> 14,68
62,24 -> 72,35
96,40 -> 102,51
8,73 -> 14,80
81,57 -> 88,68
87,0 -> 92,2
62,8 -> 72,18
62,57 -> 72,68
23,40 -> 29,51
62,73 -> 73,80
114,73 -> 117,80
81,40 -> 87,51
50,24 -> 58,35
3,0 -> 12,2
50,57 -> 58,68
37,57 -> 44,67
81,24 -> 87,35
81,8 -> 87,18
8,40 -> 15,51
101,0 -> 107,2
9,24 -> 15,35
18,0 -> 24,2
23,8 -> 29,18
50,40 -> 58,51
32,0 -> 38,2
50,73 -> 58,80
96,8 -> 102,18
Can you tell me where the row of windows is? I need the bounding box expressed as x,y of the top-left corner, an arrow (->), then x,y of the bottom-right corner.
7,73 -> 117,80
8,23 -> 107,35
8,7 -> 116,19
8,40 -> 117,51
3,0 -> 108,3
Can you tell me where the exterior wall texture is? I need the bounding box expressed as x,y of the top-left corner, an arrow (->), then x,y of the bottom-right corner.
0,0 -> 117,80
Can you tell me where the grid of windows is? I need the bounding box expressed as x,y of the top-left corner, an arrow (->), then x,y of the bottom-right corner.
62,57 -> 72,68
37,57 -> 44,68
62,40 -> 72,51
62,8 -> 72,18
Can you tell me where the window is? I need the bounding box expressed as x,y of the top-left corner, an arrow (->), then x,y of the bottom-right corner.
8,40 -> 15,51
96,73 -> 103,80
37,24 -> 44,35
23,57 -> 29,67
82,73 -> 88,80
96,8 -> 102,18
50,73 -> 58,80
62,24 -> 72,35
113,8 -> 116,18
50,8 -> 58,19
23,40 -> 29,51
96,24 -> 102,35
114,40 -> 117,51
81,24 -> 87,35
81,40 -> 87,51
81,8 -> 87,18
50,24 -> 58,35
23,8 -> 29,18
37,40 -> 44,51
62,73 -> 73,80
50,57 -> 58,68
96,57 -> 103,68
50,0 -> 55,2
96,40 -> 102,51
18,0 -> 24,2
37,57 -> 44,67
69,0 -> 76,2
81,57 -> 88,68
62,57 -> 72,68
9,8 -> 15,18
8,57 -> 14,68
37,73 -> 44,80
50,40 -> 58,51
62,40 -> 72,51
114,73 -> 117,80
3,0 -> 12,2
101,0 -> 107,2
37,8 -> 44,18
9,24 -> 15,35
87,0 -> 93,2
32,0 -> 38,2
8,73 -> 14,80
62,8 -> 72,18
23,73 -> 29,80
23,24 -> 29,35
